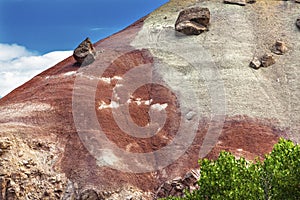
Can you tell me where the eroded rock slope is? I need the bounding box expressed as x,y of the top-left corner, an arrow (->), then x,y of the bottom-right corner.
0,0 -> 299,199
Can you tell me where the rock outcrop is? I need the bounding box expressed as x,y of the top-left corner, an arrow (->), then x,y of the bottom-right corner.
0,0 -> 299,199
73,37 -> 96,66
175,7 -> 210,35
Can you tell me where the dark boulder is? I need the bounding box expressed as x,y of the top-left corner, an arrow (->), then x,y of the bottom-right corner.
175,7 -> 210,35
73,37 -> 96,66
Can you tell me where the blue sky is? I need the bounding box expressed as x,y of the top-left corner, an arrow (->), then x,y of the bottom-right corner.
0,0 -> 168,97
0,0 -> 168,53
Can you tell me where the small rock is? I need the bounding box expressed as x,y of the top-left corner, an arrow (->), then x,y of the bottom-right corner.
246,0 -> 256,4
49,176 -> 57,184
125,196 -> 133,200
61,181 -> 77,200
175,7 -> 210,35
296,17 -> 300,29
296,0 -> 300,3
249,57 -> 261,69
224,0 -> 246,6
182,171 -> 199,186
261,53 -> 275,67
5,181 -> 17,200
175,183 -> 185,191
54,187 -> 64,193
0,139 -> 12,154
79,189 -> 100,200
186,111 -> 196,121
73,37 -> 96,66
43,191 -> 50,197
169,187 -> 180,197
162,181 -> 172,192
0,178 -> 6,199
171,177 -> 182,184
272,41 -> 287,55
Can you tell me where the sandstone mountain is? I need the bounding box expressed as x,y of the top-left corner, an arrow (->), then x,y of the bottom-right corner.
0,0 -> 299,199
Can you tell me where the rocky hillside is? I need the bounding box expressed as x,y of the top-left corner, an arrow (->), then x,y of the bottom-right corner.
0,0 -> 299,199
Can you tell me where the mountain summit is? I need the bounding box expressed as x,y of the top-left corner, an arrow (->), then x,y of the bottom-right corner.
0,0 -> 299,199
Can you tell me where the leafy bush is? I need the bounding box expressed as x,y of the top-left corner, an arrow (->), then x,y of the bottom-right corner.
161,138 -> 300,200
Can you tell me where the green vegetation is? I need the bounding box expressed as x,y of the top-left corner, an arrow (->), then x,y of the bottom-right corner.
161,138 -> 300,200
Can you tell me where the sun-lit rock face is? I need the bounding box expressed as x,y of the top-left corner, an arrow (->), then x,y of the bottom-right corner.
73,37 -> 97,66
0,0 -> 299,199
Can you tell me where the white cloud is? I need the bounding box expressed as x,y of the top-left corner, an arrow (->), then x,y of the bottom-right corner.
0,43 -> 72,97
90,27 -> 106,31
0,43 -> 35,61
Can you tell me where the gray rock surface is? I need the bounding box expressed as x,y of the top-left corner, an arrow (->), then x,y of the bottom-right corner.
133,0 -> 300,141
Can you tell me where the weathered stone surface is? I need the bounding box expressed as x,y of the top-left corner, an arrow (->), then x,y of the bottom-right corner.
224,0 -> 246,6
73,37 -> 96,66
249,57 -> 261,69
261,53 -> 276,67
272,41 -> 287,55
0,137 -> 70,199
1,0 -> 300,199
175,7 -> 210,35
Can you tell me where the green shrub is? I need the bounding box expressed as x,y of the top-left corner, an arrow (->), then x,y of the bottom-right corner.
261,138 -> 300,200
160,138 -> 300,200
